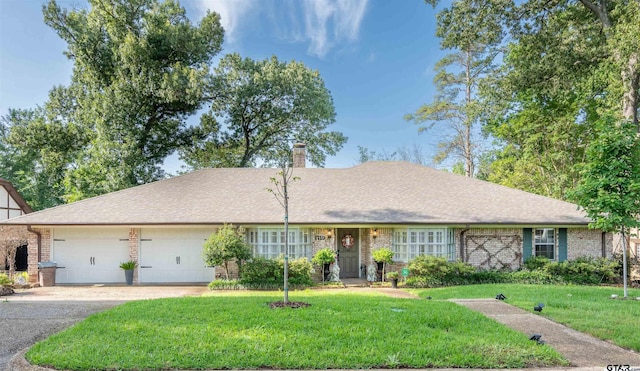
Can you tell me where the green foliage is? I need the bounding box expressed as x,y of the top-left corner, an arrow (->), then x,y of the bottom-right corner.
372,247 -> 394,264
239,256 -> 313,289
385,271 -> 399,280
405,255 -> 617,288
311,248 -> 335,265
118,260 -> 137,270
523,256 -> 551,271
0,273 -> 11,285
202,225 -> 252,280
180,53 -> 346,169
0,0 -> 224,206
569,119 -> 640,233
207,279 -> 243,290
543,257 -> 618,285
406,0 -> 508,176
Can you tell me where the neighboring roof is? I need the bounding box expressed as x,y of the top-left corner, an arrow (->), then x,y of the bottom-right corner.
0,162 -> 589,226
0,178 -> 33,214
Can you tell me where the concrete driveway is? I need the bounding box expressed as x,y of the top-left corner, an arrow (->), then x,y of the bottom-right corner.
0,285 -> 208,370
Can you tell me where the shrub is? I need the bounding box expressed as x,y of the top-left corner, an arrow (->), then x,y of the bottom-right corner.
311,248 -> 335,265
524,256 -> 551,271
407,256 -> 450,280
372,247 -> 394,264
544,257 -> 617,285
12,271 -> 29,285
238,256 -> 313,289
208,279 -> 244,290
0,273 -> 11,285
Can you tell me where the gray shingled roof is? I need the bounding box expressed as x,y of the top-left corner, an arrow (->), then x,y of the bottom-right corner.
0,161 -> 590,226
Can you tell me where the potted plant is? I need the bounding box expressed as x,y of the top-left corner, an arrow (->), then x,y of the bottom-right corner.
386,271 -> 399,288
372,247 -> 394,282
119,260 -> 137,285
312,248 -> 335,283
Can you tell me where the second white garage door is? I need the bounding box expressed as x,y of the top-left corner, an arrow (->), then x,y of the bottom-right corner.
138,228 -> 215,283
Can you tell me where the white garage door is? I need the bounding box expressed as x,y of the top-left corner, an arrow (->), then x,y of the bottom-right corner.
53,228 -> 130,284
138,228 -> 215,283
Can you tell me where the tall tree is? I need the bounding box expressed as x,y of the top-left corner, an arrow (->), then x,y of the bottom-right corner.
40,0 -> 224,201
0,107 -> 86,209
424,0 -> 639,197
407,0 -> 509,177
569,119 -> 640,297
179,54 -> 346,169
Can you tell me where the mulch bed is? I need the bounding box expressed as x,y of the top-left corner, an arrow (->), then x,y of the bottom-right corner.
268,301 -> 311,309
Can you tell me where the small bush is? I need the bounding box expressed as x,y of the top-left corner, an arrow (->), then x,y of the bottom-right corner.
238,256 -> 313,289
524,256 -> 551,271
12,271 -> 29,285
208,279 -> 244,290
407,256 -> 450,280
544,257 -> 617,284
0,273 -> 11,285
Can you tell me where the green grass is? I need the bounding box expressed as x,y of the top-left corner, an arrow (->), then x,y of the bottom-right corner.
410,284 -> 640,352
26,290 -> 565,370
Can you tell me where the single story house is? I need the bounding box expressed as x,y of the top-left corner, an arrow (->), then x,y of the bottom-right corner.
1,178 -> 34,274
0,147 -> 612,284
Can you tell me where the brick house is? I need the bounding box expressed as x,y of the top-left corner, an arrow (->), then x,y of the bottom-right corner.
0,147 -> 612,284
1,178 -> 34,278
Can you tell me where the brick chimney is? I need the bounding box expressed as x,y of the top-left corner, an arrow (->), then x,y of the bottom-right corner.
293,143 -> 306,168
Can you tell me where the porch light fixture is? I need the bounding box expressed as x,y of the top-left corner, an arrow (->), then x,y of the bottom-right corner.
372,229 -> 378,239
326,229 -> 332,239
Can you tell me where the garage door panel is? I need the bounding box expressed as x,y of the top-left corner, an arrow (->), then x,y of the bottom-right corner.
53,228 -> 130,284
139,228 -> 215,283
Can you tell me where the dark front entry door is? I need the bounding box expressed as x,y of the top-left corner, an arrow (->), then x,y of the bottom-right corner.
338,229 -> 359,278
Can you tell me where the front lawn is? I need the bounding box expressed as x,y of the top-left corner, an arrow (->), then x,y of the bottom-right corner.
411,284 -> 640,352
26,290 -> 565,370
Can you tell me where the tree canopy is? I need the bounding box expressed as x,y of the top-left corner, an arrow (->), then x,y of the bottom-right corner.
424,0 -> 639,198
1,0 -> 346,209
179,54 -> 346,170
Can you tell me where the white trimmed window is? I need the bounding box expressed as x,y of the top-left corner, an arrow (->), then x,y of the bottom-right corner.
392,228 -> 455,262
534,228 -> 555,259
246,228 -> 312,260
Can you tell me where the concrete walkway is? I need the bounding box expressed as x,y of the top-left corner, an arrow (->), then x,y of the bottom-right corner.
452,299 -> 640,367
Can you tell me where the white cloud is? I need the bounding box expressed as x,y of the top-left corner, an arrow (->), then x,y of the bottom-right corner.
194,0 -> 369,58
301,0 -> 368,57
194,0 -> 255,43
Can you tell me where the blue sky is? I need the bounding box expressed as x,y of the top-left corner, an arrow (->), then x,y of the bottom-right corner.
0,0 -> 447,172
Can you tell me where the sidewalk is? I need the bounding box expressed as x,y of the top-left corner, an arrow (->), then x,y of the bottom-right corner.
452,298 -> 640,367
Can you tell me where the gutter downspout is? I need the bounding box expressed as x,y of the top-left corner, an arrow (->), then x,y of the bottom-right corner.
460,227 -> 470,262
601,232 -> 607,258
26,225 -> 41,262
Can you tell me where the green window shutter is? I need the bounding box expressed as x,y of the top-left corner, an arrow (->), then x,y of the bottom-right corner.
523,228 -> 533,261
558,228 -> 567,262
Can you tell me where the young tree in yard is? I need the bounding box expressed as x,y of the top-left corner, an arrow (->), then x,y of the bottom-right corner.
266,152 -> 299,304
180,54 -> 347,170
203,225 -> 252,280
569,119 -> 640,298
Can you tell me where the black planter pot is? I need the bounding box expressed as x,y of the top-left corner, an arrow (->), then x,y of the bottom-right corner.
124,269 -> 134,285
323,263 -> 331,281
